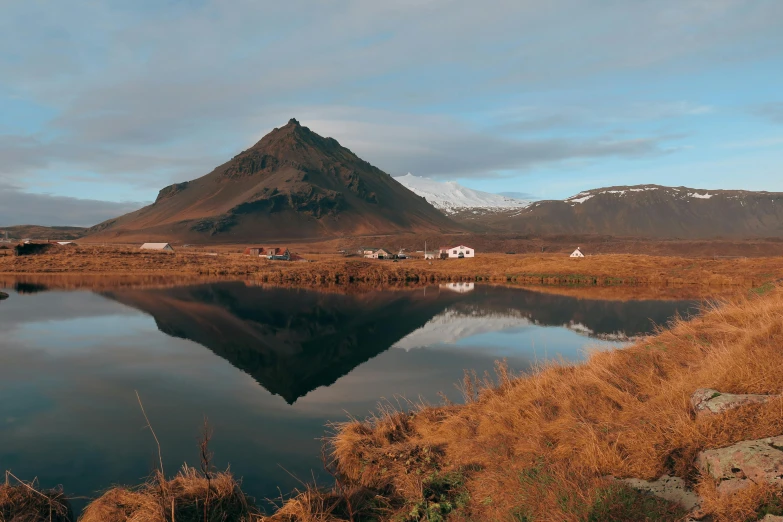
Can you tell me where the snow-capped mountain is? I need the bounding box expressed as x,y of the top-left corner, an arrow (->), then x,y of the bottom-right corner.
478,184 -> 783,238
395,173 -> 530,214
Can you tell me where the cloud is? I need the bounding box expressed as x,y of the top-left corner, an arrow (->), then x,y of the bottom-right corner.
0,0 -> 781,208
0,184 -> 146,227
752,102 -> 783,124
496,191 -> 537,201
295,110 -> 679,178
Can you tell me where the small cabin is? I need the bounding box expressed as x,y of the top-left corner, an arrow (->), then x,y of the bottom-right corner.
570,247 -> 585,258
363,247 -> 393,259
140,243 -> 174,252
266,247 -> 291,261
244,247 -> 266,257
438,245 -> 475,259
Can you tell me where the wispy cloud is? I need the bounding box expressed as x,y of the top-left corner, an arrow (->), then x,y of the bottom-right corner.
0,183 -> 146,227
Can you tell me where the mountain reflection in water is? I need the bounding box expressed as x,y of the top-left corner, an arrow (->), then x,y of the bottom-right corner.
102,282 -> 700,403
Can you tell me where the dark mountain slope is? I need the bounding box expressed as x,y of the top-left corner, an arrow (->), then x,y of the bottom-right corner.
475,185 -> 783,238
87,119 -> 460,242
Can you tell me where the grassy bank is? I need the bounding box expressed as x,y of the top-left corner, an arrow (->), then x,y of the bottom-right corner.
2,246 -> 783,288
273,286 -> 783,521
4,286 -> 783,520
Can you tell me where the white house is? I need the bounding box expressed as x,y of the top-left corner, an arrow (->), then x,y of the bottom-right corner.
363,247 -> 393,259
140,243 -> 174,252
570,247 -> 585,258
438,245 -> 475,259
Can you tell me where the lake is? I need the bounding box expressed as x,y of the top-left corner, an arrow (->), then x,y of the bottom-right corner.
0,280 -> 702,511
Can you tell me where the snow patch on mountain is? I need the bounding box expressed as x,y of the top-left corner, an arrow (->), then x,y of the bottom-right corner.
395,173 -> 530,214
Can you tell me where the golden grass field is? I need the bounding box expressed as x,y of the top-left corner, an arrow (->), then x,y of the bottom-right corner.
2,244 -> 783,290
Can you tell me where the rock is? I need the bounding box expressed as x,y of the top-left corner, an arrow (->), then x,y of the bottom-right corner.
0,291 -> 8,300
697,435 -> 783,493
621,475 -> 700,511
759,515 -> 783,521
691,388 -> 776,417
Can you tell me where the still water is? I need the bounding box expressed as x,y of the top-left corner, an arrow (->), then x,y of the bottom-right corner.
0,281 -> 699,509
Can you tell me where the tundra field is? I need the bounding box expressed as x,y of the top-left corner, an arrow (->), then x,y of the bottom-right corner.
2,243 -> 783,290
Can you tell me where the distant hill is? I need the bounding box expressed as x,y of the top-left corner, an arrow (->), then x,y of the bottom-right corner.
395,173 -> 530,214
0,225 -> 86,241
468,185 -> 783,238
86,119 -> 461,242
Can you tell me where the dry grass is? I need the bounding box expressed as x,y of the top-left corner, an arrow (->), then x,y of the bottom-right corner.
80,467 -> 258,522
2,245 -> 782,289
0,474 -> 74,522
266,286 -> 783,521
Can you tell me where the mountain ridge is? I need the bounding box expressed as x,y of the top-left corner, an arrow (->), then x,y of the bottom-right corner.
461,184 -> 783,238
86,119 -> 461,242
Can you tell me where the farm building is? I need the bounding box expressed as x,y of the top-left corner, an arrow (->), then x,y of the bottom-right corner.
244,247 -> 266,256
140,243 -> 174,252
570,247 -> 585,258
266,247 -> 291,261
438,245 -> 475,259
362,247 -> 394,259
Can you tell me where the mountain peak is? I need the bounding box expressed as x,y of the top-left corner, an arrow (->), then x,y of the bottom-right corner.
288,118 -> 300,126
396,173 -> 531,214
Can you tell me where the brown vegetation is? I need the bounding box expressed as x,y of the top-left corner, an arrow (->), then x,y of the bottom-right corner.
2,245 -> 782,290
80,467 -> 258,522
260,285 -> 783,521
1,473 -> 74,522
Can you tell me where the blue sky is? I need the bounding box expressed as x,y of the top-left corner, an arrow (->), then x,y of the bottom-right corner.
1,0 -> 782,226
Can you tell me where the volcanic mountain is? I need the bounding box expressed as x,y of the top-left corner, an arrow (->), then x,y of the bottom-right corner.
472,185 -> 783,238
87,119 -> 460,242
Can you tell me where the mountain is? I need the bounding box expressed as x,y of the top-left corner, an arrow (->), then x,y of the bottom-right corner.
395,173 -> 530,214
0,225 -> 86,241
86,119 -> 460,242
469,184 -> 783,238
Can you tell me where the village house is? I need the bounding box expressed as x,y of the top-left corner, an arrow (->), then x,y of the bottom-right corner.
570,247 -> 585,258
244,246 -> 266,256
438,245 -> 475,259
140,243 -> 174,252
362,247 -> 394,259
266,247 -> 291,261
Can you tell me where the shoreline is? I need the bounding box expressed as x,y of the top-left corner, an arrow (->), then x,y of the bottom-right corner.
3,285 -> 783,520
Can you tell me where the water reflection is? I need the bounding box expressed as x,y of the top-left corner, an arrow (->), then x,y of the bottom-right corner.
100,283 -> 699,403
0,281 -> 701,510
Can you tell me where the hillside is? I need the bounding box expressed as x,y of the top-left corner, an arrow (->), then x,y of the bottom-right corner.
0,225 -> 86,241
469,185 -> 783,238
394,173 -> 530,214
86,119 -> 460,242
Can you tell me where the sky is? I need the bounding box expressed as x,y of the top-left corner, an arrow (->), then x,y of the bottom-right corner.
1,0 -> 782,226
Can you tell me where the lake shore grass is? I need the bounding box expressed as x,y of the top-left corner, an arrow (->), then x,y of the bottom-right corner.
2,245 -> 783,289
266,285 -> 783,521
4,285 -> 783,520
